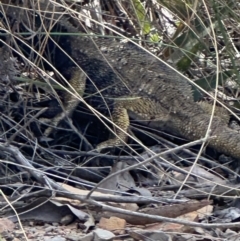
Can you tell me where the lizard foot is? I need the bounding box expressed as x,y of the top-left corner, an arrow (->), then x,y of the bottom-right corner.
96,103 -> 130,152
96,138 -> 126,152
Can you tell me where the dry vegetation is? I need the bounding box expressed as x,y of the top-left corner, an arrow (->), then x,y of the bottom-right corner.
0,0 -> 240,240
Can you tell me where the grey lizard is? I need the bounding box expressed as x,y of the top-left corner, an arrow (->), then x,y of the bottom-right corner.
3,0 -> 240,159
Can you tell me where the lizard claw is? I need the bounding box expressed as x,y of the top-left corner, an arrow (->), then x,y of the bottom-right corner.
96,138 -> 124,152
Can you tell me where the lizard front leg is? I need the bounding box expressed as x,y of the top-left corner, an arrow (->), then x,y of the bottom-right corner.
96,97 -> 169,151
43,68 -> 86,137
96,102 -> 130,151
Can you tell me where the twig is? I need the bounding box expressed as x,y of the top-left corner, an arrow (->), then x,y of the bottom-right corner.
2,141 -> 240,228
86,137 -> 211,199
0,189 -> 29,241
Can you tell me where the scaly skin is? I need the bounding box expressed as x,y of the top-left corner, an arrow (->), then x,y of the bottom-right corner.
4,1 -> 240,158
60,21 -> 240,158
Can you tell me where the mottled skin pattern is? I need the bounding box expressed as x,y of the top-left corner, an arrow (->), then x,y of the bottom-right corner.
43,68 -> 86,137
58,21 -> 240,157
3,1 -> 240,158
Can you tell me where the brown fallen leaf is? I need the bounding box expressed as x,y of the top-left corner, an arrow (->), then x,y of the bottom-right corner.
98,217 -> 126,234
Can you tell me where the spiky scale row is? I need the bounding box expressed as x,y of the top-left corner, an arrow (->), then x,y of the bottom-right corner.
60,23 -> 240,157
5,1 -> 240,157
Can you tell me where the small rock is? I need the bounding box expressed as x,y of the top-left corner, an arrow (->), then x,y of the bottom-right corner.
29,221 -> 35,227
51,237 -> 66,241
69,232 -> 93,241
30,228 -> 37,233
98,217 -> 126,234
14,230 -> 25,238
60,214 -> 74,225
45,226 -> 54,233
44,236 -> 66,241
94,228 -> 115,241
78,232 -> 94,241
65,234 -> 80,241
52,223 -> 59,227
2,230 -> 14,240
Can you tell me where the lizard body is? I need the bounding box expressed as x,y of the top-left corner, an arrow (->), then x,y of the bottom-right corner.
3,1 -> 240,159
56,21 -> 240,158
